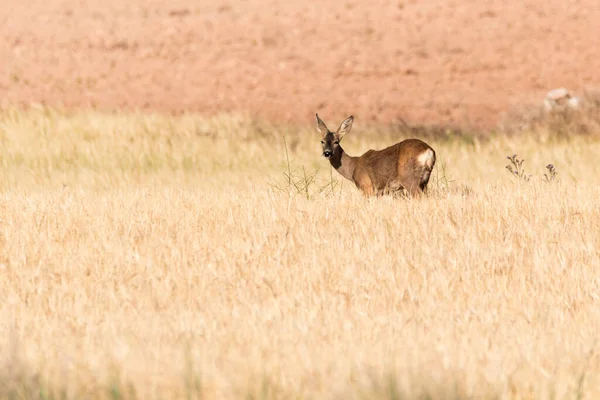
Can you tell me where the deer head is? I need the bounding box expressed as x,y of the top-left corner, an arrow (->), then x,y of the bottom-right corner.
316,114 -> 353,159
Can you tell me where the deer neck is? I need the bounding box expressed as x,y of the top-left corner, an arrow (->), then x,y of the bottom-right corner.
329,147 -> 357,182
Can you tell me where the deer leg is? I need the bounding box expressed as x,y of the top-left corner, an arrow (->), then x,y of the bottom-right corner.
399,175 -> 424,198
354,173 -> 375,197
358,182 -> 375,197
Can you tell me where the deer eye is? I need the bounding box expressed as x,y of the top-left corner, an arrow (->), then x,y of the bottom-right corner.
320,140 -> 324,144
334,141 -> 339,145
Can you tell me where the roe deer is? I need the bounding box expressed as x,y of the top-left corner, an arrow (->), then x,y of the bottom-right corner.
316,114 -> 436,197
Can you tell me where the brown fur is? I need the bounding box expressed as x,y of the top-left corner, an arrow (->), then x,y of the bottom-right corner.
316,114 -> 436,197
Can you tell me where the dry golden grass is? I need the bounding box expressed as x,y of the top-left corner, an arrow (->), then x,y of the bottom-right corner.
2,107 -> 600,399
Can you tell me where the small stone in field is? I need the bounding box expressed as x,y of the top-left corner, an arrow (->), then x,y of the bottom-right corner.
544,87 -> 581,112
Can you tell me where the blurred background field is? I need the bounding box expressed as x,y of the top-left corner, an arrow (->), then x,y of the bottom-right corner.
2,0 -> 600,128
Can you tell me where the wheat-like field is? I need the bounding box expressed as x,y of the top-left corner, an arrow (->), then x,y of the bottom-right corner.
1,107 -> 600,399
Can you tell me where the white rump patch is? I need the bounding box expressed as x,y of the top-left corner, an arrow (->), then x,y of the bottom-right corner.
417,149 -> 435,169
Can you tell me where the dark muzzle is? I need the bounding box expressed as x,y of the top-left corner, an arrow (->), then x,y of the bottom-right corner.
323,151 -> 333,158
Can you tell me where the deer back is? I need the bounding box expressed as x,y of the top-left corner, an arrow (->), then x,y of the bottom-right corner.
355,139 -> 435,192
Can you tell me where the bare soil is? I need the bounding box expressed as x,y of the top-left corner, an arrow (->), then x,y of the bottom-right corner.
2,0 -> 600,129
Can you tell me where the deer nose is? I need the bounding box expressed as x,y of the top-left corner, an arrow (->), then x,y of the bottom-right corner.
323,151 -> 332,158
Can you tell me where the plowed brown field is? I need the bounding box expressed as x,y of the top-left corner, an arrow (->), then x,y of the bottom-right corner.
2,0 -> 600,128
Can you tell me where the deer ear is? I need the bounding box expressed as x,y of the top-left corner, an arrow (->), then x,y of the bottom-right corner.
316,114 -> 329,134
337,116 -> 354,139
